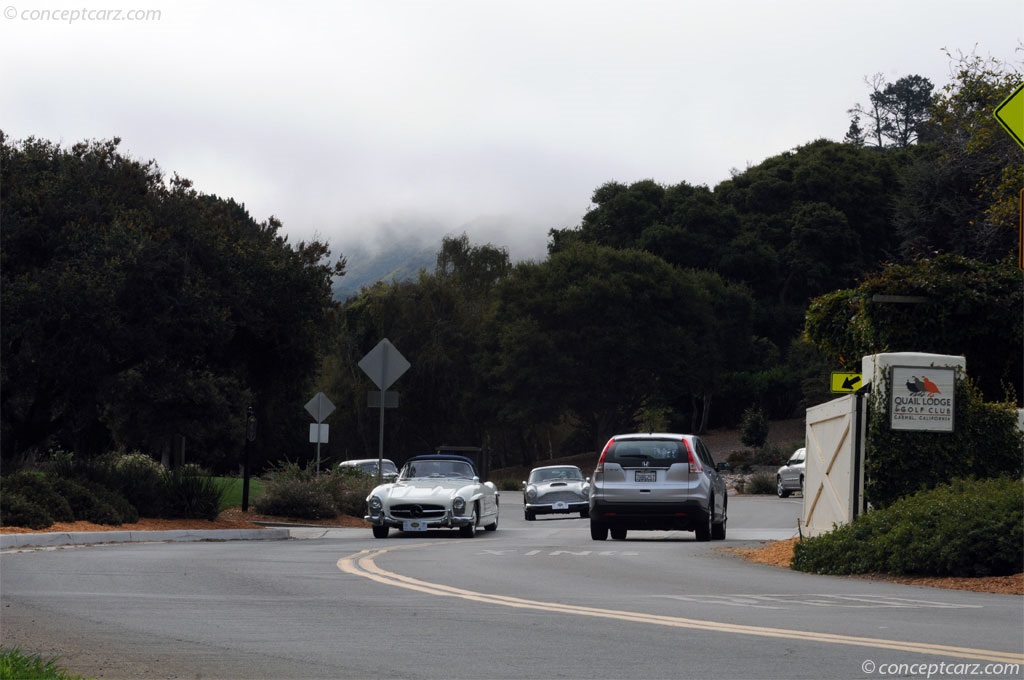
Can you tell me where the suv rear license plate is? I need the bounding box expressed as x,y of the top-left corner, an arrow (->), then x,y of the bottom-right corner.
635,470 -> 657,483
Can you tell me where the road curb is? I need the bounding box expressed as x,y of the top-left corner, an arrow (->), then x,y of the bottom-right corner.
0,528 -> 292,549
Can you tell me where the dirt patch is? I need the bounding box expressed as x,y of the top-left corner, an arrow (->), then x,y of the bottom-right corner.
726,537 -> 1024,595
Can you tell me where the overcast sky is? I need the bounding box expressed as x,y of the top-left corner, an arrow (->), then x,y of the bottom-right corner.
2,1 -> 1021,260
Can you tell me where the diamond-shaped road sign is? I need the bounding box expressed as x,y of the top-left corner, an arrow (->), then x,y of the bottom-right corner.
994,83 -> 1024,150
305,392 -> 335,423
358,339 -> 410,390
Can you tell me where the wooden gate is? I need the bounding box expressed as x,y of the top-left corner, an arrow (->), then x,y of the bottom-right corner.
803,394 -> 865,537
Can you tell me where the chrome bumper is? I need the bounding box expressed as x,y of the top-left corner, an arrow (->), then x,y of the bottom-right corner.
364,510 -> 475,528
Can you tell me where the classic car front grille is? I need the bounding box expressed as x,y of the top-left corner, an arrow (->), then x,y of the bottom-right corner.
537,490 -> 585,504
390,503 -> 447,519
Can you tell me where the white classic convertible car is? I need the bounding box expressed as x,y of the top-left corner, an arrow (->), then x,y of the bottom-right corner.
364,454 -> 499,538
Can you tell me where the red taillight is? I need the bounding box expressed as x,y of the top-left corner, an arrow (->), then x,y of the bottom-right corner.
685,440 -> 703,474
595,438 -> 614,473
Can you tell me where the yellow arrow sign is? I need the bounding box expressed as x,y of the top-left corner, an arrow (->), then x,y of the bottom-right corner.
994,83 -> 1024,150
831,372 -> 862,393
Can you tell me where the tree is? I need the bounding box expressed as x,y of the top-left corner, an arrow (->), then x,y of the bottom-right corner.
323,235 -> 512,467
804,255 -> 1022,403
491,242 -> 755,450
549,179 -> 668,253
847,73 -> 935,148
0,135 -> 344,469
893,51 -> 1023,261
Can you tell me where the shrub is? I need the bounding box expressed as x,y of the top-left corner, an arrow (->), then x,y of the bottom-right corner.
744,471 -> 776,495
497,478 -> 521,492
726,450 -> 753,473
162,466 -> 224,520
51,477 -> 137,525
866,372 -> 1022,508
334,473 -> 376,517
0,647 -> 85,680
254,461 -> 340,519
792,477 -> 1023,577
254,477 -> 338,519
75,451 -> 167,517
0,491 -> 54,529
751,443 -> 786,467
740,406 -> 769,448
0,471 -> 74,522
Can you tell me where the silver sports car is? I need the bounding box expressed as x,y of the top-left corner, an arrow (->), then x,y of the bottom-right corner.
365,454 -> 499,538
523,465 -> 589,520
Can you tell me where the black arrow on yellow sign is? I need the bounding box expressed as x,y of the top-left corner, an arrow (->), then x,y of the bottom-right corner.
831,372 -> 862,393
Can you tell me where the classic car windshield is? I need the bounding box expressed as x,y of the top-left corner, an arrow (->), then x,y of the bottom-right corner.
530,467 -> 584,483
401,459 -> 475,480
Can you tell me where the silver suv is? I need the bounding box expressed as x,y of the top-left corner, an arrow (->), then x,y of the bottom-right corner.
588,433 -> 728,541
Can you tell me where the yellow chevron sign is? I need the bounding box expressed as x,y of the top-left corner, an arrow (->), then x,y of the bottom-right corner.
994,83 -> 1024,150
831,372 -> 863,393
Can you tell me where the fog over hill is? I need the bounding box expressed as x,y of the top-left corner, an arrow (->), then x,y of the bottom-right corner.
330,213 -> 562,300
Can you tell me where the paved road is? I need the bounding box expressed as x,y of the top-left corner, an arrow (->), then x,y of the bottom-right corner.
1,495 -> 1020,680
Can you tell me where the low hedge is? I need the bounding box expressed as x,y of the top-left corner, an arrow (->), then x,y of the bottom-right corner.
253,462 -> 376,519
792,477 -> 1023,577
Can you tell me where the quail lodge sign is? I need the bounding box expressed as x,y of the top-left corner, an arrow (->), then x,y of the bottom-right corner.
889,366 -> 955,432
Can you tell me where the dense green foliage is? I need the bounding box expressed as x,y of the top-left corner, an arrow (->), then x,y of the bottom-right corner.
863,371 -> 1022,509
806,255 -> 1022,400
1,134 -> 344,472
2,54 -> 1019,480
253,462 -> 374,519
0,451 -> 223,528
739,407 -> 769,449
792,478 -> 1023,577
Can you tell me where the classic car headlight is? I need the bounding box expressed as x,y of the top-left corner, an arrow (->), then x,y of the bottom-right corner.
452,496 -> 466,514
525,487 -> 537,501
368,495 -> 383,513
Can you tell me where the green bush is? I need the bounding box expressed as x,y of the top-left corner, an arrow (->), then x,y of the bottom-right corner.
751,443 -> 786,467
254,478 -> 338,519
0,646 -> 86,680
744,471 -> 776,495
51,477 -> 137,525
0,491 -> 54,529
726,450 -> 753,473
497,478 -> 521,492
254,461 -> 341,519
162,466 -> 224,519
866,372 -> 1022,508
792,477 -> 1023,577
740,406 -> 769,448
251,461 -> 379,520
0,471 -> 74,523
75,451 -> 167,517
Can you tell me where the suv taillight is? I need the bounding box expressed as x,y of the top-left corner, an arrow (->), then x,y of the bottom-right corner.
595,438 -> 614,473
685,441 -> 703,474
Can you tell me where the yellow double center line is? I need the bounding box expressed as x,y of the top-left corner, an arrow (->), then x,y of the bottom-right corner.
338,545 -> 1023,665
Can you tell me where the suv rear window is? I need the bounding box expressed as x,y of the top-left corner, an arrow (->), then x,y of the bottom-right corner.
605,439 -> 685,467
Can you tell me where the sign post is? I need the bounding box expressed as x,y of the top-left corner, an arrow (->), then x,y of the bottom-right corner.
358,339 -> 410,483
242,405 -> 257,512
304,392 -> 336,474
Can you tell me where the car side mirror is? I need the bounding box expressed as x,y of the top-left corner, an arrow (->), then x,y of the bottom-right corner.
716,462 -> 731,472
